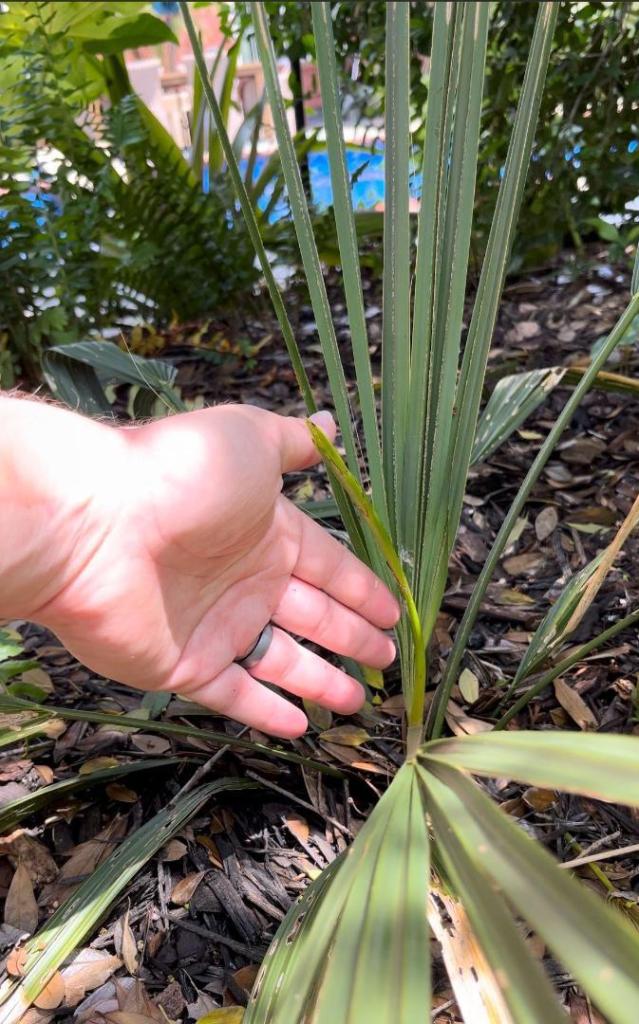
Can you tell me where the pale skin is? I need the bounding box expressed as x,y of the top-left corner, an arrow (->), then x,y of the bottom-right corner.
0,397 -> 399,737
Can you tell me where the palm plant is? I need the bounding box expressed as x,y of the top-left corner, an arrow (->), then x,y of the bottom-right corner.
180,1 -> 639,1020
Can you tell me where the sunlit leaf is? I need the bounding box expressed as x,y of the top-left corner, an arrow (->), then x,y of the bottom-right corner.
471,368 -> 566,465
245,766 -> 430,1024
423,731 -> 639,807
424,778 -> 565,1024
423,763 -> 639,1024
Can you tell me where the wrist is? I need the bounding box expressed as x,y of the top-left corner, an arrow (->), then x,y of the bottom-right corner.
0,396 -> 129,622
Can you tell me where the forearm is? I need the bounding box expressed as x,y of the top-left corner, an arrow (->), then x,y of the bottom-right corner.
0,395 -> 126,620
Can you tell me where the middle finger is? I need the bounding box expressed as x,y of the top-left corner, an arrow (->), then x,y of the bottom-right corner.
273,578 -> 396,668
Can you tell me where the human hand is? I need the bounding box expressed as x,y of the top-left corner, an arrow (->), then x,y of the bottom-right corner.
6,401 -> 398,737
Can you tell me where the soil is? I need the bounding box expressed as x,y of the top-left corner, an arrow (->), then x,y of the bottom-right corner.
1,246 -> 638,1023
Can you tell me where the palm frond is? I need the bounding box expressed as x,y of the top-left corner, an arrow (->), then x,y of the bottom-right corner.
245,766 -> 430,1024
0,780 -> 252,1024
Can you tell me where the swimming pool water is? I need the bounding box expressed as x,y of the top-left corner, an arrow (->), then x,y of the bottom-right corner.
203,146 -> 422,219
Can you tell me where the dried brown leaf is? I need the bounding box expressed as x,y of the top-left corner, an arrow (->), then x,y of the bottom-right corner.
230,964 -> 258,997
170,871 -> 205,906
379,694 -> 405,716
159,839 -> 187,862
106,783 -> 139,804
20,669 -> 53,695
494,588 -> 536,607
319,741 -> 388,772
195,835 -> 223,868
6,945 -> 29,976
34,971 -> 65,1010
565,491 -> 639,635
445,700 -> 493,737
522,787 -> 557,812
283,814 -> 310,845
33,765 -> 54,786
535,506 -> 559,541
0,836 -> 58,885
41,818 -> 127,907
121,911 -> 139,975
18,1008 -> 53,1024
61,949 -> 122,1007
4,862 -> 38,934
302,699 -> 332,731
130,735 -> 171,755
554,679 -> 598,730
506,321 -> 540,342
106,1011 -> 159,1024
503,552 -> 546,576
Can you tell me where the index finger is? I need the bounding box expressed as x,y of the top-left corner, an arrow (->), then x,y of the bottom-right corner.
287,502 -> 401,629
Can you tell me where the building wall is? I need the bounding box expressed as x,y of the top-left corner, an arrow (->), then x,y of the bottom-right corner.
123,7 -> 317,152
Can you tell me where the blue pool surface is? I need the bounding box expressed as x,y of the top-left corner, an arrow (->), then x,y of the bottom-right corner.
203,146 -> 422,219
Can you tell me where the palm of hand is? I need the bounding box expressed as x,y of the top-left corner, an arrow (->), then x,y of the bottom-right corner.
43,406 -> 398,737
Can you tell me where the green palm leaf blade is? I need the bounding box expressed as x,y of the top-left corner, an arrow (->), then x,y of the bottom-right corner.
632,239 -> 639,295
0,779 -> 252,1024
245,855 -> 344,1022
447,2 -> 558,541
190,27 -> 225,177
402,0 -> 458,554
183,0 -> 367,563
245,765 -> 430,1024
423,763 -> 639,1024
307,422 -> 425,732
311,1 -> 386,522
0,694 -> 339,774
209,37 -> 241,175
471,367 -> 566,466
0,715 -> 61,750
413,3 -> 490,625
433,290 -> 639,739
0,757 -> 181,833
422,731 -> 639,807
178,1 -> 314,413
249,1 -> 360,483
418,767 -> 566,1024
505,551 -> 603,695
496,606 -> 639,729
382,0 -> 411,534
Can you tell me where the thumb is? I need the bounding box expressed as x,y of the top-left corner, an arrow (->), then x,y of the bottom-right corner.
274,410 -> 337,473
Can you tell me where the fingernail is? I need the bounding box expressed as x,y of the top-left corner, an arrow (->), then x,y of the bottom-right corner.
309,410 -> 335,434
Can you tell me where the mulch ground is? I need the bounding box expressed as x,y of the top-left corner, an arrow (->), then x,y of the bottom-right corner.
1,246 -> 638,1023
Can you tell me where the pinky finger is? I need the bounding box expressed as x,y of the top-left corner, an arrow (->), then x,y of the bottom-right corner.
182,662 -> 308,739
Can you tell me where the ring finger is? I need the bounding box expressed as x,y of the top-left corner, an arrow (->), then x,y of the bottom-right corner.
247,626 -> 365,714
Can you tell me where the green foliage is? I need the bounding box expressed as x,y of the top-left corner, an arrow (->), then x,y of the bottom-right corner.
0,777 -> 252,1023
0,1 -> 257,379
184,0 -> 639,1019
43,339 -> 185,418
261,0 -> 639,269
480,0 -> 639,269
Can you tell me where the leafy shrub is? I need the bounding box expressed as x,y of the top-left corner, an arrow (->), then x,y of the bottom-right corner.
0,1 -> 257,379
258,0 -> 639,269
